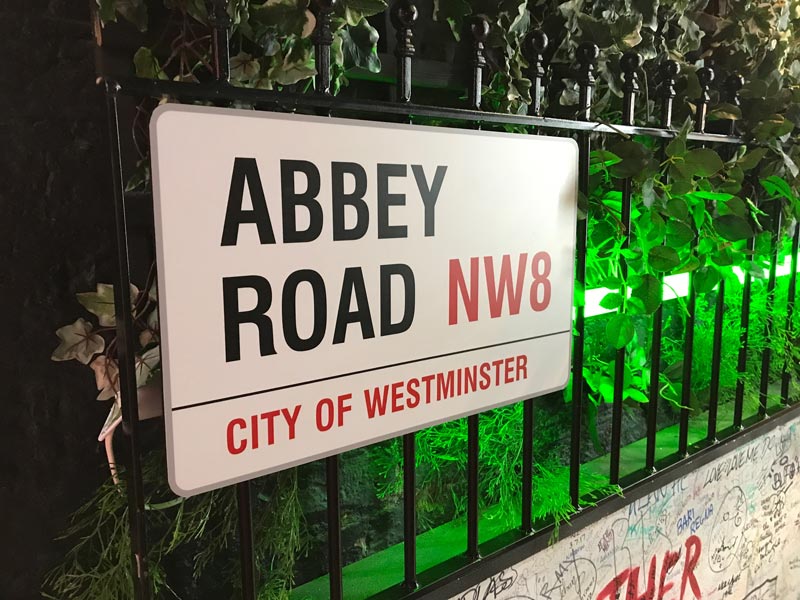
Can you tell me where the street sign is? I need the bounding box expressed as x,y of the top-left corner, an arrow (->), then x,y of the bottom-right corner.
151,104 -> 578,496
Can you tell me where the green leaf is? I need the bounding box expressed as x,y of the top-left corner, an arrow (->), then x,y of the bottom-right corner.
666,136 -> 686,158
720,197 -> 747,218
589,150 -> 622,175
688,190 -> 733,202
714,214 -> 754,241
626,388 -> 650,403
761,175 -> 795,201
753,115 -> 794,142
606,314 -> 635,349
675,255 -> 701,273
694,267 -> 721,294
630,274 -> 662,314
649,246 -> 681,271
599,292 -> 624,310
666,198 -> 689,221
683,148 -> 724,177
609,141 -> 652,179
666,221 -> 695,248
338,0 -> 388,27
738,148 -> 767,171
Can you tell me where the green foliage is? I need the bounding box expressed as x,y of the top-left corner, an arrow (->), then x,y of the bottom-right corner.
43,451 -> 304,600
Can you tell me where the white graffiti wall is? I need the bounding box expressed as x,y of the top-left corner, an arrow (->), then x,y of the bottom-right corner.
451,415 -> 800,600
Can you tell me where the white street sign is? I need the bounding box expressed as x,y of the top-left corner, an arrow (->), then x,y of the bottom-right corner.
150,105 -> 578,496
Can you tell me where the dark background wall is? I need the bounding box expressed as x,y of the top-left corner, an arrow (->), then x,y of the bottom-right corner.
0,1 -> 116,598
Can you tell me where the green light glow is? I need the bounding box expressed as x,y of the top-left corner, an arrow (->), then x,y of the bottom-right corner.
583,256 -> 795,318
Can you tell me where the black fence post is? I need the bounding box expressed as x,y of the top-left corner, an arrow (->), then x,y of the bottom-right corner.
646,59 -> 679,471
392,2 -> 420,582
104,80 -> 151,600
571,41 -> 598,507
610,51 -> 641,485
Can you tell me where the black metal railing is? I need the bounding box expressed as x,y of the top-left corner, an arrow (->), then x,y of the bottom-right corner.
99,1 -> 800,599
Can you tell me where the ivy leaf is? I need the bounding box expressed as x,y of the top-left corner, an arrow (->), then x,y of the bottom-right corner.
133,47 -> 166,79
600,292 -> 624,310
339,0 -> 388,27
631,274 -> 662,314
76,283 -> 139,327
97,0 -> 148,31
340,19 -> 381,73
230,52 -> 261,83
714,214 -> 754,241
433,0 -> 471,40
90,356 -> 120,401
269,48 -> 316,86
649,246 -> 681,271
51,318 -> 105,365
77,284 -> 117,327
683,148 -> 724,177
135,346 -> 161,387
606,314 -> 635,349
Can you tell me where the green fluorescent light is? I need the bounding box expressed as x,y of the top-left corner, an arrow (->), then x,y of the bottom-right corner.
583,256 -> 796,319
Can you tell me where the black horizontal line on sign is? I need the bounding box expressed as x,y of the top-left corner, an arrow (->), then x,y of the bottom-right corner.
171,330 -> 571,412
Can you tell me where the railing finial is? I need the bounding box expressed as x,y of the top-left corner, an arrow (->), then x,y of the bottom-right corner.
723,73 -> 744,136
391,0 -> 418,103
659,60 -> 680,128
620,51 -> 641,126
524,30 -> 549,117
208,0 -> 231,82
694,66 -> 715,133
468,15 -> 490,110
312,0 -> 338,96
575,42 -> 599,122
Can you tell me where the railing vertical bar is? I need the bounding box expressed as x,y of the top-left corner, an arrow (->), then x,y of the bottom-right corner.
707,279 -> 725,441
521,398 -> 534,533
311,6 -> 343,598
679,67 -> 714,456
708,75 -> 743,441
759,202 -> 782,416
391,1 -> 420,588
734,261 -> 753,429
571,42 -> 599,507
467,414 -> 480,560
647,60 -> 679,470
610,52 -> 640,484
520,29 -> 548,534
465,16 -> 488,560
781,224 -> 800,404
326,456 -> 343,600
104,81 -> 150,600
237,482 -> 257,600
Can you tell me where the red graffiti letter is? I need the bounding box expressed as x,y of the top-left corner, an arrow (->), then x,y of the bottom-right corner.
597,568 -> 630,600
657,550 -> 680,600
680,535 -> 702,600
